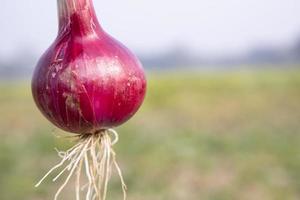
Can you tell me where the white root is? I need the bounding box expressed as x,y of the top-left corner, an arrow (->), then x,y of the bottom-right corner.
76,159 -> 83,200
35,129 -> 127,200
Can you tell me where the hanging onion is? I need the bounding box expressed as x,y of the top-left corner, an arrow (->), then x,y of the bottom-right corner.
32,0 -> 146,199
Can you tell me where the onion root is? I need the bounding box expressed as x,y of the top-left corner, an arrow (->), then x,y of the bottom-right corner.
35,129 -> 127,200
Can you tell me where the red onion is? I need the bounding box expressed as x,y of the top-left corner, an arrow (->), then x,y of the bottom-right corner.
32,0 -> 146,199
32,0 -> 146,134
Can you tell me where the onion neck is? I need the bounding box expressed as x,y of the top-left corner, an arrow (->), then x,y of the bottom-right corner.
57,0 -> 103,36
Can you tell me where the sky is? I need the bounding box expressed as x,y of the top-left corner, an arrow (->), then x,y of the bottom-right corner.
1,0 -> 300,61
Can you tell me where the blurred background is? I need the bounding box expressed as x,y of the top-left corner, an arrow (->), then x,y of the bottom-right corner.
1,0 -> 300,199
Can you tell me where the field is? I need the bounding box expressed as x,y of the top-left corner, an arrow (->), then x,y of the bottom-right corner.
0,69 -> 300,200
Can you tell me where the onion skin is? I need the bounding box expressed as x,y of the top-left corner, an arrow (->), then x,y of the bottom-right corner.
32,0 -> 146,134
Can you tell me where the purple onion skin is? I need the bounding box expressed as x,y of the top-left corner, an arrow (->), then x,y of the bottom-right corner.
32,0 -> 146,134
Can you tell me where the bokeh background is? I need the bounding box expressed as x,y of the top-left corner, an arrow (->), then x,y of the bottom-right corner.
1,0 -> 300,199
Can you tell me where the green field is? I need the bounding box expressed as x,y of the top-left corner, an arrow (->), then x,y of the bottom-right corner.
0,69 -> 300,200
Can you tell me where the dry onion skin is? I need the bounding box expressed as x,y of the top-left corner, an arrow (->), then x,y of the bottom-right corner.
31,0 -> 146,199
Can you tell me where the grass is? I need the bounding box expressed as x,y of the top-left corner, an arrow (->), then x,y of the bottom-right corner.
0,69 -> 300,200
